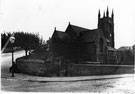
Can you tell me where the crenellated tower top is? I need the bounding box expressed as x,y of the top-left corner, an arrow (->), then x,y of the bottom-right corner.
98,7 -> 115,48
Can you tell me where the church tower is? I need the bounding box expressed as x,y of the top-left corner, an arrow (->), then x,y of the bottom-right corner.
98,7 -> 114,48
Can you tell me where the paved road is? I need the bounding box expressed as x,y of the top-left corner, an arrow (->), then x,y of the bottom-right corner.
1,50 -> 25,77
1,51 -> 135,93
1,76 -> 135,93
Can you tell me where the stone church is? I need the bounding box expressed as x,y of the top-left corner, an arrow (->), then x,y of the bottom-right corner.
50,8 -> 117,64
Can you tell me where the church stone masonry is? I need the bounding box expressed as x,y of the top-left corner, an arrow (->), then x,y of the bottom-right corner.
50,7 -> 117,64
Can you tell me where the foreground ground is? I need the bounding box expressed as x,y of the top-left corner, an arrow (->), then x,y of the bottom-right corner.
1,75 -> 135,93
1,51 -> 135,93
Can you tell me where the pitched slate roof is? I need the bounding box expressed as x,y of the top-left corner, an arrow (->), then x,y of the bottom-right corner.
80,29 -> 100,42
52,30 -> 71,42
70,24 -> 90,36
56,30 -> 68,39
52,24 -> 102,43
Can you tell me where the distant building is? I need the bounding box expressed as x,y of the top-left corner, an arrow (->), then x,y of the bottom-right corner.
50,7 -> 117,64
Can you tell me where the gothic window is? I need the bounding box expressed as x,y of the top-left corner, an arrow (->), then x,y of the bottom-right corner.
99,38 -> 104,53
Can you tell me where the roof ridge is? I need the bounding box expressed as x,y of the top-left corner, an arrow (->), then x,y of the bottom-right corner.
70,24 -> 90,30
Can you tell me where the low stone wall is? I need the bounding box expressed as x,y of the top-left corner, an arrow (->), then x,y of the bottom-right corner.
16,58 -> 134,76
68,64 -> 134,76
16,58 -> 59,76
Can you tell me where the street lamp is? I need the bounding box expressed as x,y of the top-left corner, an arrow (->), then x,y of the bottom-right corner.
9,36 -> 15,77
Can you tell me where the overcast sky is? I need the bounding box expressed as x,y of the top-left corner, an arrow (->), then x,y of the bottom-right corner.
0,0 -> 135,48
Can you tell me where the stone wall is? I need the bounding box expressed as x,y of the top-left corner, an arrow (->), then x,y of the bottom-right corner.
82,43 -> 97,61
16,58 -> 59,76
16,58 -> 134,76
68,64 -> 134,76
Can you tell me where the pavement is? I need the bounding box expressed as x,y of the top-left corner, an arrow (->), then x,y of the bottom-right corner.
1,73 -> 135,82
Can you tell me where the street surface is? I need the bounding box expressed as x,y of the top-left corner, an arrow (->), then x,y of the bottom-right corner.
1,50 -> 25,77
1,51 -> 135,93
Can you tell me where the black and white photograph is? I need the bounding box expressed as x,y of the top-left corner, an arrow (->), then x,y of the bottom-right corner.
1,0 -> 135,93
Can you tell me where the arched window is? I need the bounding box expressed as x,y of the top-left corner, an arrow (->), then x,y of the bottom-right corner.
99,38 -> 103,53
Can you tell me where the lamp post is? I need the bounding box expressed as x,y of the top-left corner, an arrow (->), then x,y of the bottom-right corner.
9,36 -> 15,77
